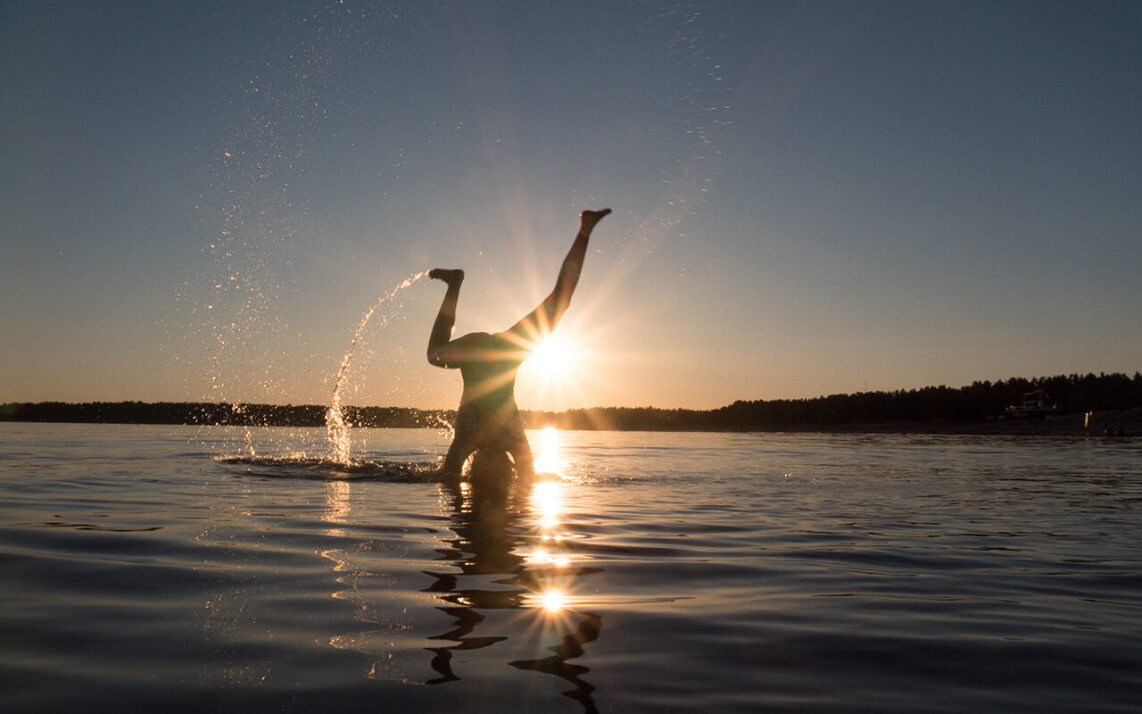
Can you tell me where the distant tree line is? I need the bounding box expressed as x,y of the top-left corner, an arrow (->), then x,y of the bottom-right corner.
527,373 -> 1142,430
3,372 -> 1140,431
0,401 -> 451,429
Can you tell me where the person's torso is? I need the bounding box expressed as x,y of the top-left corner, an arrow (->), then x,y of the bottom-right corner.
457,333 -> 524,412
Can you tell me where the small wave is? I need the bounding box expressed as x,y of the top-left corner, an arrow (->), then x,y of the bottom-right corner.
215,454 -> 444,482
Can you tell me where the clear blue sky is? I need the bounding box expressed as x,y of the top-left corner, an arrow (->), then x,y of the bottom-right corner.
3,1 -> 1140,411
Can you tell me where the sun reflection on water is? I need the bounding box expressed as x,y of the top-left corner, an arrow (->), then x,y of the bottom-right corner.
532,426 -> 566,475
532,479 -> 563,531
322,480 -> 351,535
411,423 -> 603,701
540,588 -> 566,613
522,458 -> 592,631
526,545 -> 571,568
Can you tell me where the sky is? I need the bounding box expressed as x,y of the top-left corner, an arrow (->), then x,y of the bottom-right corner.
2,0 -> 1140,412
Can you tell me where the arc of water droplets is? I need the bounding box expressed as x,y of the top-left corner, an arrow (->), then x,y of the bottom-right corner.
327,272 -> 427,464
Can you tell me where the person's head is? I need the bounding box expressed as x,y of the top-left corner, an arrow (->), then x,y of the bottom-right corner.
467,449 -> 514,502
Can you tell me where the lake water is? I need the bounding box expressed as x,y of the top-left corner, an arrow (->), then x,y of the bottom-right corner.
2,422 -> 1140,713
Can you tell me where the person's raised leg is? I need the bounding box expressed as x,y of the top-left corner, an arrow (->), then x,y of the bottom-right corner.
427,269 -> 464,366
504,208 -> 610,343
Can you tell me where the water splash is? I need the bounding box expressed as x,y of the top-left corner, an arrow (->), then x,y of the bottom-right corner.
326,272 -> 427,464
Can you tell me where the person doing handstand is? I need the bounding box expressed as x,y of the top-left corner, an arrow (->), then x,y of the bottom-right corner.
427,208 -> 611,479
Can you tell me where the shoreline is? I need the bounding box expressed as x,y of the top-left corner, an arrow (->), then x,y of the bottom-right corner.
621,407 -> 1142,437
730,416 -> 1134,437
2,403 -> 1138,438
6,374 -> 1139,434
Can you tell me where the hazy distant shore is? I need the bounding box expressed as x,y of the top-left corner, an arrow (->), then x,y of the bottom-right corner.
3,401 -> 1138,438
755,410 -> 1141,437
5,373 -> 1140,436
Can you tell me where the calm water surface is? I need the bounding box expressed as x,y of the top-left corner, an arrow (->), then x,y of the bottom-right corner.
2,423 -> 1140,712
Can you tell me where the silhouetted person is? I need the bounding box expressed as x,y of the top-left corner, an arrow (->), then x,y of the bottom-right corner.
427,208 -> 611,480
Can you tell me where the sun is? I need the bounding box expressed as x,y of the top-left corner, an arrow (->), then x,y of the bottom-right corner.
514,321 -> 600,411
525,332 -> 577,381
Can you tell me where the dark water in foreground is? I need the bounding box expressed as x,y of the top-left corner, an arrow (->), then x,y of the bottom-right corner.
2,423 -> 1140,713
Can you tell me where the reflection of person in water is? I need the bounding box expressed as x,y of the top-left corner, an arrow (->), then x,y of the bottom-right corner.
424,478 -> 603,712
427,208 -> 611,480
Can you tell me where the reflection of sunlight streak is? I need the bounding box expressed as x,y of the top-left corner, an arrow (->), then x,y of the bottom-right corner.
458,479 -> 475,515
521,578 -> 586,622
527,545 -> 550,565
319,481 -> 358,649
531,480 -> 562,530
319,482 -> 420,681
319,481 -> 355,626
322,480 -> 351,536
532,427 -> 566,475
420,447 -> 602,704
522,584 -> 576,620
523,477 -> 577,621
540,588 -> 566,613
526,545 -> 571,568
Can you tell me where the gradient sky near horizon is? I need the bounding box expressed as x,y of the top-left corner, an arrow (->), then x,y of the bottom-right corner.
3,0 -> 1140,411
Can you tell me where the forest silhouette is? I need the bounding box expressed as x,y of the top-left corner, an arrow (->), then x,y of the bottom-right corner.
4,373 -> 1140,433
